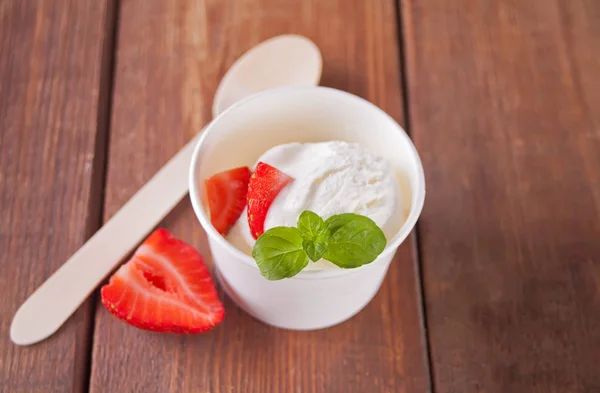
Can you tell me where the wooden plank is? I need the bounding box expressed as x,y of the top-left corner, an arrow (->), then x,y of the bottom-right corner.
0,1 -> 116,392
89,1 -> 430,392
401,0 -> 600,392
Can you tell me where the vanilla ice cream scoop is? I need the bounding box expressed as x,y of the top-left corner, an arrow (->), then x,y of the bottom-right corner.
262,141 -> 399,230
228,141 -> 404,267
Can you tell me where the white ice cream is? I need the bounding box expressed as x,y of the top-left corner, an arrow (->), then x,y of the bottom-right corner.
228,141 -> 405,269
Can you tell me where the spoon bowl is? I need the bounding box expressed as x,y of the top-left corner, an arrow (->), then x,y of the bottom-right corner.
213,35 -> 322,116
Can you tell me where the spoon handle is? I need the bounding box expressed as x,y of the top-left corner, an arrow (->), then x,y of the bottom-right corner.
10,134 -> 201,346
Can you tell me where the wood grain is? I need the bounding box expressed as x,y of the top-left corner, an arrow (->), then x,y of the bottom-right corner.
0,0 -> 115,392
88,1 -> 430,392
401,0 -> 600,392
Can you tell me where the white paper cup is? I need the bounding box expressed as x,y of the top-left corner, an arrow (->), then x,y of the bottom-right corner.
189,86 -> 425,330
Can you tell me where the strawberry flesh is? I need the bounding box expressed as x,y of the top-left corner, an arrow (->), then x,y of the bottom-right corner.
101,229 -> 225,333
247,162 -> 294,239
204,166 -> 251,235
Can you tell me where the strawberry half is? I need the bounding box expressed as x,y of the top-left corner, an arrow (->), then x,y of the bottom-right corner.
247,162 -> 294,239
101,229 -> 225,334
204,166 -> 251,235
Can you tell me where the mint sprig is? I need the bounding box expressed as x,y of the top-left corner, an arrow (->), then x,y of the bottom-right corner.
252,210 -> 387,280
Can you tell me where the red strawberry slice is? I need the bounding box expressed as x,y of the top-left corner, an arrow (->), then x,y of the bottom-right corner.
204,166 -> 251,235
101,229 -> 225,334
247,162 -> 294,239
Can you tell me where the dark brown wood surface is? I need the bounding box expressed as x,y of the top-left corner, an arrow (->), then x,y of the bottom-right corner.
401,0 -> 600,392
87,1 -> 429,392
0,1 -> 115,392
3,0 -> 600,392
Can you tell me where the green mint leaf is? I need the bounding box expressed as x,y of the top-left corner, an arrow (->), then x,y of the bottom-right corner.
297,210 -> 325,240
252,227 -> 309,280
322,213 -> 387,268
298,210 -> 329,261
302,239 -> 328,262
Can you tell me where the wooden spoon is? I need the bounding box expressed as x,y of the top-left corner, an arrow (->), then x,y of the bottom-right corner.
10,35 -> 322,346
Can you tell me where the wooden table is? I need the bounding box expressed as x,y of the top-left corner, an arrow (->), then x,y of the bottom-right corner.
1,1 -> 599,392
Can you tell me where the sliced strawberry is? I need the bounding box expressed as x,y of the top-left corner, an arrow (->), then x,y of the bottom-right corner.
101,229 -> 225,334
204,166 -> 251,235
247,162 -> 294,239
